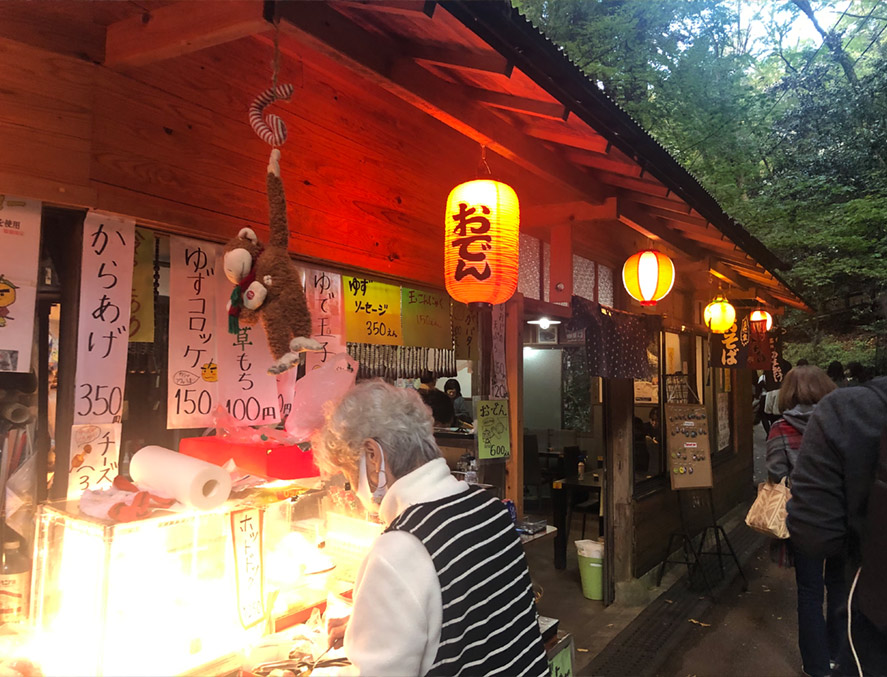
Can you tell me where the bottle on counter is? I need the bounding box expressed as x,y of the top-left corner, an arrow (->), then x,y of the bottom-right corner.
464,459 -> 478,485
0,533 -> 31,626
577,460 -> 585,480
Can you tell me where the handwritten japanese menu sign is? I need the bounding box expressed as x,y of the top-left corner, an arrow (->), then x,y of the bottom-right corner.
0,195 -> 41,373
129,227 -> 155,342
67,422 -> 122,500
476,399 -> 511,460
167,237 -> 220,429
490,304 -> 508,398
231,508 -> 265,629
401,287 -> 451,349
452,302 -> 478,361
304,267 -> 345,371
344,276 -> 402,346
74,214 -> 135,425
214,264 -> 280,426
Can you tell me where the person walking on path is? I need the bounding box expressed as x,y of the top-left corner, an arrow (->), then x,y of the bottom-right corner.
788,375 -> 887,676
766,366 -> 844,677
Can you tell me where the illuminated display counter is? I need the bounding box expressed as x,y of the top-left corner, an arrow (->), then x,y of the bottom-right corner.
24,489 -> 372,677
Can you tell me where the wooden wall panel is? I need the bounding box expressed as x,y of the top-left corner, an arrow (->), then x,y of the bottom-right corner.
0,38 -> 95,205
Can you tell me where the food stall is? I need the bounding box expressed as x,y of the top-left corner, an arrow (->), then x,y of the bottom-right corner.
0,1 -> 811,672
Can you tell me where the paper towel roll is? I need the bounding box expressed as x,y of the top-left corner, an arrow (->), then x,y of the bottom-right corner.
2,402 -> 30,424
130,446 -> 231,510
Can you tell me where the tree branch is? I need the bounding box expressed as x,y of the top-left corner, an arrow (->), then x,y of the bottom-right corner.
790,0 -> 859,86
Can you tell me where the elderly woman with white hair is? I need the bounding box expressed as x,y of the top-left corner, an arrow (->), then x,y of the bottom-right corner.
313,380 -> 548,677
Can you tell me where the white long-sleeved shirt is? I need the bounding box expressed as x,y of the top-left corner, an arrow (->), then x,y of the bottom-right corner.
343,458 -> 468,676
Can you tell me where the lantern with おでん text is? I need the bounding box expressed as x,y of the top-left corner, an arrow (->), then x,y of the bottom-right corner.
704,293 -> 736,334
749,309 -> 773,333
444,179 -> 519,306
621,249 -> 675,306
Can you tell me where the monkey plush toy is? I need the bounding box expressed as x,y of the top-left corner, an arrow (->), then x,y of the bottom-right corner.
223,149 -> 321,374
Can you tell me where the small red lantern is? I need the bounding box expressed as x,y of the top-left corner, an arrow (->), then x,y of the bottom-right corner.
444,178 -> 519,306
622,249 -> 675,306
750,309 -> 773,333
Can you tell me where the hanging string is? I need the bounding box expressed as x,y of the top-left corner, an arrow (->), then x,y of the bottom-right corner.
477,144 -> 492,177
271,20 -> 280,98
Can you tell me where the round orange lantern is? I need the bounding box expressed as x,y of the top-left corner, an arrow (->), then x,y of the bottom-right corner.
749,309 -> 773,333
444,178 -> 519,306
704,293 -> 736,333
622,249 -> 675,306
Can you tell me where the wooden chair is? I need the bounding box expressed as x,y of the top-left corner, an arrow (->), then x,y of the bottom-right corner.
563,445 -> 601,538
523,433 -> 546,510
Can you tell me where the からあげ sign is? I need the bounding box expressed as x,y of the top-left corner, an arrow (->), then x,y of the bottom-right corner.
74,214 -> 135,425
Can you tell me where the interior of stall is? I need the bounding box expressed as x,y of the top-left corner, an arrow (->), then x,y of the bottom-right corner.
0,207 -> 494,676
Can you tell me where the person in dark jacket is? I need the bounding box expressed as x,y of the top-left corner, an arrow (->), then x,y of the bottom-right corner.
443,378 -> 474,427
766,366 -> 842,677
787,376 -> 887,676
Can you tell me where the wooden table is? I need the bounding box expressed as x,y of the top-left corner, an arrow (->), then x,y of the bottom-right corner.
551,472 -> 603,569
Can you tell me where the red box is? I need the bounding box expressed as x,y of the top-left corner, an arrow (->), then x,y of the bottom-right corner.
178,436 -> 319,480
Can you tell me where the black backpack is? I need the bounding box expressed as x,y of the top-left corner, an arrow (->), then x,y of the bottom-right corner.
858,398 -> 887,632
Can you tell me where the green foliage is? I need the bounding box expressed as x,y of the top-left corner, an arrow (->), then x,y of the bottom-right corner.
512,0 -> 887,360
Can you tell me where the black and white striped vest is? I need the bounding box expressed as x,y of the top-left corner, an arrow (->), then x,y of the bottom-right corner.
386,486 -> 549,677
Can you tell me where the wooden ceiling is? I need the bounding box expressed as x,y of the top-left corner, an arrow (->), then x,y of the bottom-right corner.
0,0 -> 806,310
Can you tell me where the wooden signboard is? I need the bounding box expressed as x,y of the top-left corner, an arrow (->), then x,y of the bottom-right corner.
664,404 -> 713,490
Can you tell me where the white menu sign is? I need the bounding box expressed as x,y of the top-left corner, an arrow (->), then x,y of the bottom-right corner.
74,214 -> 135,424
167,237 -> 221,429
0,195 -> 41,373
215,254 -> 281,426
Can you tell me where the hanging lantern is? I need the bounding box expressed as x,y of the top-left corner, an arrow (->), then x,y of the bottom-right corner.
749,309 -> 773,333
444,178 -> 519,306
704,293 -> 736,334
622,249 -> 675,306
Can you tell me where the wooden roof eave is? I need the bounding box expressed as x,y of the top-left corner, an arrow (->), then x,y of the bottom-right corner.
437,0 -> 809,310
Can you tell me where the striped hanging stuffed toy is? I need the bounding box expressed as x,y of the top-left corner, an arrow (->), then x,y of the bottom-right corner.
249,83 -> 295,147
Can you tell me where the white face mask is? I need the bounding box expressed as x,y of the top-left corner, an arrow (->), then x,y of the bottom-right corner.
356,446 -> 388,514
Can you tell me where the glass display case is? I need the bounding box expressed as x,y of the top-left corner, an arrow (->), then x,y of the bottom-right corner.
28,490 -> 341,676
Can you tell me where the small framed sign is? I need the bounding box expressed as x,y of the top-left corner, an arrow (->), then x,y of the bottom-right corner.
537,326 -> 558,344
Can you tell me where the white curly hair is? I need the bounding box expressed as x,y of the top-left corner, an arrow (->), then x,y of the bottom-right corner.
312,379 -> 441,480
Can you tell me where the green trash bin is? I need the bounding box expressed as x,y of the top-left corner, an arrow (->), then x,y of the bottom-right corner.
576,539 -> 604,600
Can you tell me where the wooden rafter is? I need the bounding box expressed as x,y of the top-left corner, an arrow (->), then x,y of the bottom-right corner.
617,189 -> 692,215
276,2 -> 611,204
522,122 -> 608,154
469,88 -> 568,121
407,44 -> 513,76
522,198 -> 617,228
564,148 -> 643,178
333,1 -> 436,18
105,0 -> 269,68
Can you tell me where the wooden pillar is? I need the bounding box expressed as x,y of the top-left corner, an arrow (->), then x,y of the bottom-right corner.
605,377 -> 634,600
549,224 -> 572,305
45,208 -> 86,501
504,293 -> 524,514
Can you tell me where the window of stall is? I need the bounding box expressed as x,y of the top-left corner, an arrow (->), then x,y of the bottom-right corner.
634,329 -> 707,495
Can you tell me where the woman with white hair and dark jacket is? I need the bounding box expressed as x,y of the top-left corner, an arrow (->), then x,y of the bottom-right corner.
313,380 -> 548,677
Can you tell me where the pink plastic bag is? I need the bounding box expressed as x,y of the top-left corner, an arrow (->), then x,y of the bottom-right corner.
285,353 -> 358,441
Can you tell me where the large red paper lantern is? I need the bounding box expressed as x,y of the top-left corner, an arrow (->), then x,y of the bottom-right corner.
622,249 -> 675,306
704,293 -> 736,334
444,179 -> 519,306
750,309 -> 773,333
